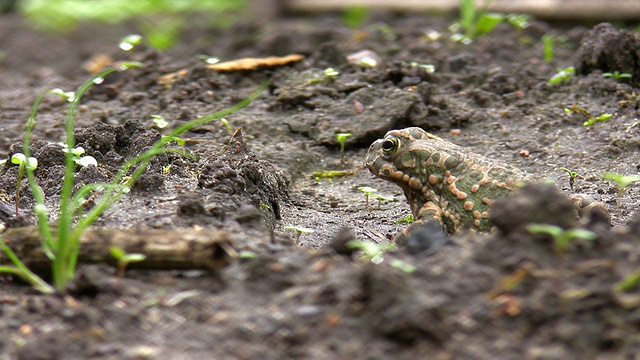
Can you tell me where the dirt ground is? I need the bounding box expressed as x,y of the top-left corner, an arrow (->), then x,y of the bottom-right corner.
1,9 -> 640,360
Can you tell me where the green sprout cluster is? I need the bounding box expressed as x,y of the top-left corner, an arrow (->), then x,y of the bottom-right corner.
0,65 -> 266,293
548,67 -> 575,84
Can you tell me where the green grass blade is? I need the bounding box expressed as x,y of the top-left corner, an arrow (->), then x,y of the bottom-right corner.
0,238 -> 54,293
52,68 -> 117,288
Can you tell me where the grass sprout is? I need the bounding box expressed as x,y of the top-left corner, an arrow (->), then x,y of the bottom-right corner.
602,172 -> 640,193
583,113 -> 612,127
548,67 -> 575,84
109,246 -> 146,278
10,153 -> 38,216
346,240 -> 397,264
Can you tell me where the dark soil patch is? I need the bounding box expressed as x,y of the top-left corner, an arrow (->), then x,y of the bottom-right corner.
1,11 -> 640,359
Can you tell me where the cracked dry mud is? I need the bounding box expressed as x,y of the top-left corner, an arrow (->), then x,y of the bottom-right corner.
1,11 -> 640,360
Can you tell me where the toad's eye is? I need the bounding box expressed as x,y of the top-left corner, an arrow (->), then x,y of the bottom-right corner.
381,136 -> 400,156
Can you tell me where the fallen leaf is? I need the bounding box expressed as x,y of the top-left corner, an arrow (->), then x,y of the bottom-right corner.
207,54 -> 304,72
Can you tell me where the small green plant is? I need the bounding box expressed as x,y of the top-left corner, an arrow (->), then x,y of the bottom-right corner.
284,225 -> 314,244
541,34 -> 554,63
357,186 -> 377,209
346,240 -> 397,264
390,259 -> 417,273
323,67 -> 340,78
10,153 -> 38,216
219,118 -> 234,132
342,5 -> 369,28
49,88 -> 75,102
151,115 -> 168,129
583,113 -> 612,127
395,215 -> 414,224
505,13 -> 529,29
408,61 -> 436,73
336,133 -> 351,165
548,67 -> 575,84
61,146 -> 98,168
602,172 -> 640,193
602,71 -> 632,81
311,169 -> 358,179
237,250 -> 257,259
373,193 -> 394,210
160,135 -> 186,146
615,269 -> 640,292
560,167 -> 583,191
452,0 -> 527,42
527,224 -> 597,255
119,34 -> 142,51
0,68 -> 267,292
109,246 -> 146,278
198,55 -> 220,65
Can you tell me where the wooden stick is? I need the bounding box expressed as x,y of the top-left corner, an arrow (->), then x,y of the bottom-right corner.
1,227 -> 234,275
286,0 -> 640,20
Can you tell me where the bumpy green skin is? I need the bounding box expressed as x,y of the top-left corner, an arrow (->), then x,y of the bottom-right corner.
366,127 -> 532,234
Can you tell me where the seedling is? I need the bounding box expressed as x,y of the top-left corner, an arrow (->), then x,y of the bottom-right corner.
151,115 -> 168,129
119,34 -> 142,51
409,61 -> 436,73
548,67 -> 575,84
395,215 -> 414,224
357,186 -> 377,209
390,259 -> 417,273
161,135 -> 186,146
452,0 -> 525,42
0,68 -> 267,292
376,23 -> 398,40
220,118 -> 234,132
602,172 -> 640,193
615,269 -> 640,292
560,167 -> 583,191
342,5 -> 369,28
237,251 -> 257,259
563,104 -> 591,117
602,71 -> 632,81
527,224 -> 597,255
109,246 -> 146,278
323,67 -> 340,78
541,35 -> 554,63
505,13 -> 530,29
10,153 -> 38,216
61,146 -> 97,168
336,133 -> 352,165
346,240 -> 397,264
583,113 -> 612,127
373,193 -> 394,210
116,61 -> 144,71
284,225 -> 314,244
527,224 -> 596,291
49,88 -> 76,102
311,169 -> 358,179
198,55 -> 220,65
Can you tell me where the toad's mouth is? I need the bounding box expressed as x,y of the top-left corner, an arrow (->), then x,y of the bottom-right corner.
365,139 -> 384,175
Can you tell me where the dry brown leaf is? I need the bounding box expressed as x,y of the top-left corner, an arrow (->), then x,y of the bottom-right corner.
83,53 -> 114,74
207,54 -> 304,72
158,69 -> 188,88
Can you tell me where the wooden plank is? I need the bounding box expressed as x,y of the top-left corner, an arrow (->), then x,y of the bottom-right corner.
285,0 -> 640,20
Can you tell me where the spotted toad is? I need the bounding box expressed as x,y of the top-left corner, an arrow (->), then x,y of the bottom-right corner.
366,127 -> 609,239
366,127 -> 534,235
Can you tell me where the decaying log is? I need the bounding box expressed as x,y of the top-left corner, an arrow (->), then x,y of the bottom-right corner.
1,227 -> 234,274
